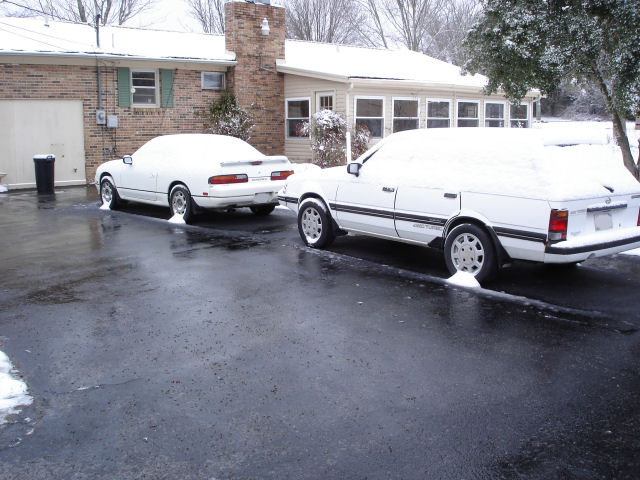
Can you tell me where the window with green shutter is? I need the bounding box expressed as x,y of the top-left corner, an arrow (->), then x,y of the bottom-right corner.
160,69 -> 174,108
117,68 -> 130,107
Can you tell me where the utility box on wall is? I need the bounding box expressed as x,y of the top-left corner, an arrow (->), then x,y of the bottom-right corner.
107,116 -> 118,128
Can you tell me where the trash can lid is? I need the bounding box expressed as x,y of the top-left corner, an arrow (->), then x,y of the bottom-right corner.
33,154 -> 55,160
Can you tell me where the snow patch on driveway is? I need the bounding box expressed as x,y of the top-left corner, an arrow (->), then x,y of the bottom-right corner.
0,351 -> 32,425
446,271 -> 481,289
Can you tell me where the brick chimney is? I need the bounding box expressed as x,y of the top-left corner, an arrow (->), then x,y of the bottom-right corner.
225,1 -> 286,155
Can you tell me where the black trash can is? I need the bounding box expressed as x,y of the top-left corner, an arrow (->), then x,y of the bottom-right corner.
33,154 -> 55,194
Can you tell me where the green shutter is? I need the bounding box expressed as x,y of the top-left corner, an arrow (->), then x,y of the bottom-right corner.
160,69 -> 174,108
117,68 -> 130,107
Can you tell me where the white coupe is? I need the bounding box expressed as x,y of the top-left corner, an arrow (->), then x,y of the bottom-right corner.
279,128 -> 640,281
96,134 -> 293,223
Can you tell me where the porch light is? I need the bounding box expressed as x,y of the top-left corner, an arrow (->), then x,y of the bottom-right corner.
260,18 -> 270,36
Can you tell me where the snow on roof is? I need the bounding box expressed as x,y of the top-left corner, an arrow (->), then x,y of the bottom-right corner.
278,40 -> 488,89
0,17 -> 235,64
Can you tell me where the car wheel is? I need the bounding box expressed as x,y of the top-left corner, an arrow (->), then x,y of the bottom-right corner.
297,198 -> 335,248
100,176 -> 120,209
444,223 -> 497,282
169,184 -> 193,224
250,204 -> 276,216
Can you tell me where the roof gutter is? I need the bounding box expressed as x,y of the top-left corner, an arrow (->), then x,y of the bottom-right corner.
276,62 -> 350,83
0,50 -> 237,66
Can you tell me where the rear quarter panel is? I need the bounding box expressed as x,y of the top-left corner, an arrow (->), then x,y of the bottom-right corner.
461,192 -> 550,262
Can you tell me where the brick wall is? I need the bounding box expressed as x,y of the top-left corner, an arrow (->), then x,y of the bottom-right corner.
225,1 -> 286,156
0,63 -> 222,182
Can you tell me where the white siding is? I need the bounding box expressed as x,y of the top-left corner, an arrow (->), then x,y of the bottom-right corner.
283,74 -> 535,163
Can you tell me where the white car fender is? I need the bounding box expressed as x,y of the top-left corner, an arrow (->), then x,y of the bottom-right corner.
443,208 -> 494,237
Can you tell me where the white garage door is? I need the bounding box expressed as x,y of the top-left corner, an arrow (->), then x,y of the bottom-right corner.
0,100 -> 86,189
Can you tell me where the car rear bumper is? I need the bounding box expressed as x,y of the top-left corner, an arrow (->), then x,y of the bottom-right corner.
544,227 -> 640,262
193,191 -> 279,210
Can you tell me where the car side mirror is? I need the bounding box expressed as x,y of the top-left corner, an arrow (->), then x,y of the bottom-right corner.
347,163 -> 361,177
123,156 -> 133,165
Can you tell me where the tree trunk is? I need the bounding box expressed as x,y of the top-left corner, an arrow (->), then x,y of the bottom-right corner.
593,68 -> 639,181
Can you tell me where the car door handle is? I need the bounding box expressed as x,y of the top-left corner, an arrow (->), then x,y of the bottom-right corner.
382,187 -> 395,193
444,193 -> 457,199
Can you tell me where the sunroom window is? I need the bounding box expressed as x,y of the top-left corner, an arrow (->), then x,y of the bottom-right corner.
457,101 -> 479,127
510,104 -> 529,128
427,100 -> 451,128
393,98 -> 419,132
355,97 -> 384,138
485,102 -> 505,127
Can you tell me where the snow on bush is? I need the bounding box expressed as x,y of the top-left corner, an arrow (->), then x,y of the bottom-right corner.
299,110 -> 370,168
199,93 -> 254,141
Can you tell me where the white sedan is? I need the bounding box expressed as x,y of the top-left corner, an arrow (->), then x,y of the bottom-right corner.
95,134 -> 293,223
279,128 -> 640,281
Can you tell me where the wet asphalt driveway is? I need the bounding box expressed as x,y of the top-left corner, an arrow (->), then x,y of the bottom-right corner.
0,187 -> 639,480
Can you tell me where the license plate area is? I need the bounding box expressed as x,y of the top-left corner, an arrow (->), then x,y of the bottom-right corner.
594,211 -> 613,231
254,192 -> 273,203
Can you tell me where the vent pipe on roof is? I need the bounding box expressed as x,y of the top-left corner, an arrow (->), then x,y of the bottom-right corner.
95,14 -> 101,48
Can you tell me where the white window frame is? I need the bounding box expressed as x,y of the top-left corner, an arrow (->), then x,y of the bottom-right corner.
426,99 -> 452,129
392,97 -> 419,133
354,96 -> 385,139
201,72 -> 225,90
509,102 -> 530,128
131,69 -> 158,108
315,91 -> 335,112
285,97 -> 311,139
485,101 -> 506,128
456,100 -> 480,128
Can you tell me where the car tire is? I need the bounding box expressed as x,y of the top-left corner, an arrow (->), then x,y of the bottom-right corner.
297,198 -> 335,249
444,223 -> 497,282
250,204 -> 276,216
100,176 -> 120,209
169,184 -> 194,224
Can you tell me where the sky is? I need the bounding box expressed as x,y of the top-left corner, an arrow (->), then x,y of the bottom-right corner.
123,0 -> 203,32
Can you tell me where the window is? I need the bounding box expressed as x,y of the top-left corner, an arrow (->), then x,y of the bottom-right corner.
485,102 -> 505,127
393,98 -> 419,132
131,70 -> 158,106
510,103 -> 529,128
427,100 -> 451,128
316,91 -> 334,111
355,97 -> 384,138
286,98 -> 310,138
202,72 -> 225,90
457,101 -> 479,127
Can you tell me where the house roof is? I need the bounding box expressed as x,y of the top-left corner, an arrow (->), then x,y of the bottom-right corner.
0,16 -> 494,92
277,40 -> 489,90
0,17 -> 235,65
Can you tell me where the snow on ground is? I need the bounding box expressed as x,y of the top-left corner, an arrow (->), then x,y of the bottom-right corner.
446,271 -> 482,288
168,214 -> 186,224
0,350 -> 32,425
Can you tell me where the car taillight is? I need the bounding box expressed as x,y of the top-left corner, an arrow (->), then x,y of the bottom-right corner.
637,207 -> 640,226
548,209 -> 568,242
271,170 -> 294,181
208,174 -> 248,185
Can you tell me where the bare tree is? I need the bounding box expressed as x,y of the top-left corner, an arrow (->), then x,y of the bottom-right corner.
187,0 -> 225,34
285,0 -> 364,44
376,0 -> 445,52
10,0 -> 153,25
428,0 -> 480,64
352,0 -> 388,48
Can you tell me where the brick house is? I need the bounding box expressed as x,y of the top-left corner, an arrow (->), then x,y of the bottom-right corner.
0,0 -> 538,189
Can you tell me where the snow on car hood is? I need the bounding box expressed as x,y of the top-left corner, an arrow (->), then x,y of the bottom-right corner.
349,129 -> 640,201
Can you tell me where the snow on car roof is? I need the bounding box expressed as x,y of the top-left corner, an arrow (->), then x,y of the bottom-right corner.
360,128 -> 640,201
135,134 -> 263,161
0,17 -> 234,63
